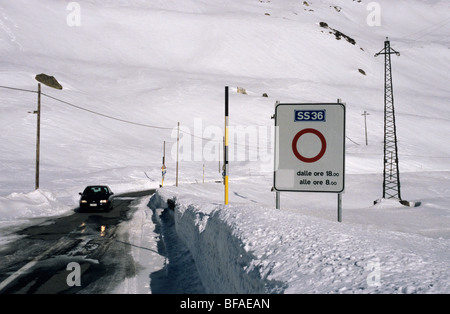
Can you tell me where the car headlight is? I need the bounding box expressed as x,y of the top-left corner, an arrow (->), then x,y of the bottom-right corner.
100,200 -> 108,204
80,200 -> 87,203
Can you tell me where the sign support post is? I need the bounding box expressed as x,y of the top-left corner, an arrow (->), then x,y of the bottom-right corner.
276,191 -> 280,209
338,193 -> 342,222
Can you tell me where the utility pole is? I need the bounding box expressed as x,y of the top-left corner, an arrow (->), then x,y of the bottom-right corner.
33,74 -> 63,190
362,110 -> 370,145
35,83 -> 41,190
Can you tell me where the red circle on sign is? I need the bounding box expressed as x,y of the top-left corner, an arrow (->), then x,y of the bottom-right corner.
292,128 -> 327,163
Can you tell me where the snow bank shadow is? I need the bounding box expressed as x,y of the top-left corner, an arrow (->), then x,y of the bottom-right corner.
192,208 -> 288,294
148,204 -> 206,294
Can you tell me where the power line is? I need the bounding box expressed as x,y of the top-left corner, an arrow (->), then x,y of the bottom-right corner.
0,84 -> 210,138
41,92 -> 175,131
396,17 -> 450,52
346,136 -> 360,145
43,90 -> 221,141
40,92 -> 226,142
0,85 -> 37,94
403,17 -> 450,41
0,84 -> 187,131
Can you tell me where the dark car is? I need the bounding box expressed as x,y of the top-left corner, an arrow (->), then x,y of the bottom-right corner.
79,185 -> 114,212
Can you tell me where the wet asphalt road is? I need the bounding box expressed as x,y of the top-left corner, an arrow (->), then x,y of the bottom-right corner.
0,189 -> 155,294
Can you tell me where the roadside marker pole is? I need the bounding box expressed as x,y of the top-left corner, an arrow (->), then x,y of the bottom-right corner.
176,122 -> 180,187
218,142 -> 221,173
224,86 -> 229,205
161,141 -> 166,187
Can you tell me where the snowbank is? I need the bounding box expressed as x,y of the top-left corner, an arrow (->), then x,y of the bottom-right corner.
150,181 -> 449,294
0,189 -> 70,221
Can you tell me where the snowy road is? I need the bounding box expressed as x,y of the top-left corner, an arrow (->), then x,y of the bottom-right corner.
0,190 -> 173,294
111,194 -> 205,294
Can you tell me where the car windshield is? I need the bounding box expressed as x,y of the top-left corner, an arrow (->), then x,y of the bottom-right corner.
84,186 -> 109,195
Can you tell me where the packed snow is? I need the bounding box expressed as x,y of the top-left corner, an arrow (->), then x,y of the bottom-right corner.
149,179 -> 450,293
0,0 -> 449,293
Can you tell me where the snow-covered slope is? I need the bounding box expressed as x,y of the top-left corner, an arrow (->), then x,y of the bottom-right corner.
0,0 -> 449,293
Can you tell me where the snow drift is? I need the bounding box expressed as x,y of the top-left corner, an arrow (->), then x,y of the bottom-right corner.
149,182 -> 449,294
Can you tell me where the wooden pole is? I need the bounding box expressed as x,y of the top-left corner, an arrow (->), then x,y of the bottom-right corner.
35,83 -> 41,190
362,111 -> 370,145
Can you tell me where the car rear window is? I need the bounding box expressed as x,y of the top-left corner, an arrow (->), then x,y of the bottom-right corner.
84,186 -> 108,194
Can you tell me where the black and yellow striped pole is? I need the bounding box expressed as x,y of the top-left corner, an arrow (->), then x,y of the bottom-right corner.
224,86 -> 229,205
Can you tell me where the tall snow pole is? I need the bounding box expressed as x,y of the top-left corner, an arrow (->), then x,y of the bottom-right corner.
375,37 -> 402,201
224,86 -> 229,205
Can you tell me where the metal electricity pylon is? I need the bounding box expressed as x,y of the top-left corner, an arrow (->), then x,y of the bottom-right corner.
375,37 -> 402,201
374,38 -> 420,207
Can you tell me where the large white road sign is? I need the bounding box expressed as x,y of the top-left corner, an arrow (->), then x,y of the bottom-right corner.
274,103 -> 345,193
